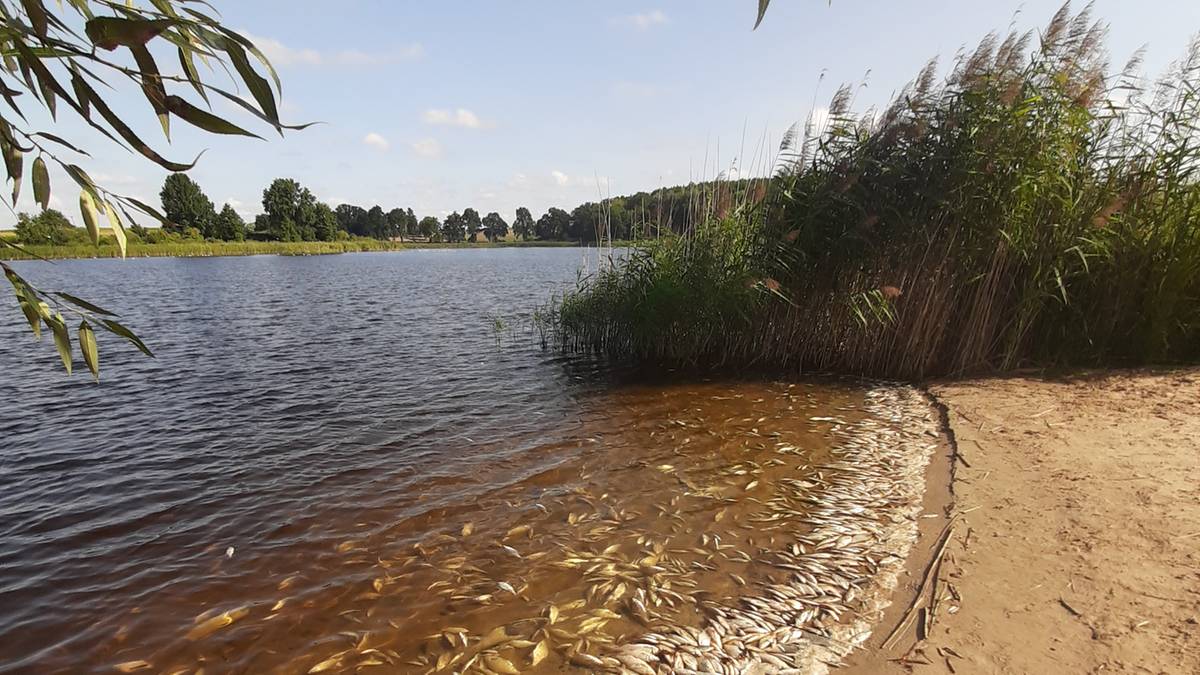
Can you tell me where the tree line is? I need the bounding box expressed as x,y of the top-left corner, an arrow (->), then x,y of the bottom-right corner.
11,171 -> 753,247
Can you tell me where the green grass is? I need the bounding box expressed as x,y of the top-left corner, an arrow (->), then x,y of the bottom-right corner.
0,238 -> 591,261
553,5 -> 1200,379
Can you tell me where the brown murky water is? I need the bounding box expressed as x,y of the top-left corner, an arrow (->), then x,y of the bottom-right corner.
1,252 -> 936,674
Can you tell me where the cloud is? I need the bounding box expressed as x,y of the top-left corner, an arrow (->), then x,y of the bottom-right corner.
806,106 -> 831,136
223,197 -> 255,217
422,108 -> 488,129
615,10 -> 668,31
410,138 -> 443,158
551,170 -> 570,187
362,132 -> 390,151
240,31 -> 423,67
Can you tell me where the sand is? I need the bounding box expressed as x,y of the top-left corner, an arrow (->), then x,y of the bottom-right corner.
842,368 -> 1200,674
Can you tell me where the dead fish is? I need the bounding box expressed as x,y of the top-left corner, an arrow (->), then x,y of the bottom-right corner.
185,606 -> 249,641
530,640 -> 549,666
307,654 -> 343,673
505,524 -> 531,540
484,655 -> 520,674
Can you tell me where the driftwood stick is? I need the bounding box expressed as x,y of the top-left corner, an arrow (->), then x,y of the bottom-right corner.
881,516 -> 957,650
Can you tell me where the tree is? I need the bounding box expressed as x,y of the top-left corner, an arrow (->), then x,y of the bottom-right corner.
418,216 -> 440,239
569,202 -> 602,243
335,204 -> 368,236
365,205 -> 387,239
513,207 -> 535,241
213,205 -> 246,241
14,210 -> 76,245
535,208 -> 571,240
462,208 -> 482,243
442,212 -> 465,242
482,212 -> 509,242
261,178 -> 321,242
387,208 -> 408,240
314,203 -> 338,242
160,174 -> 217,238
406,208 -> 419,237
0,1 -> 303,379
262,179 -> 302,241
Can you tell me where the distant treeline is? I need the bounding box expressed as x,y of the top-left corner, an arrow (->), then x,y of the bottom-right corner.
9,171 -> 753,247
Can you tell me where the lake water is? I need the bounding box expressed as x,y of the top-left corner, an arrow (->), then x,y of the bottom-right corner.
0,249 -> 937,674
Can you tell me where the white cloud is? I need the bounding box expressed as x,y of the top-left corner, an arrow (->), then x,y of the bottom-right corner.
410,138 -> 443,159
362,132 -> 390,151
223,197 -> 254,217
422,108 -> 488,129
616,10 -> 668,31
239,31 -> 423,67
551,170 -> 570,187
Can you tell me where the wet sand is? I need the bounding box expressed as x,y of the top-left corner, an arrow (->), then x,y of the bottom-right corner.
845,368 -> 1200,674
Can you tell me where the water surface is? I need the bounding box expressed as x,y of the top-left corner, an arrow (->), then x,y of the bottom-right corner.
0,249 -> 922,674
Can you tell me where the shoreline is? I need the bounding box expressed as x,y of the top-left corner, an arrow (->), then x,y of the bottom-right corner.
0,239 -> 612,262
846,367 -> 1200,673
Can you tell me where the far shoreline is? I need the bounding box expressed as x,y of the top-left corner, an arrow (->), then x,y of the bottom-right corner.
0,239 -> 631,262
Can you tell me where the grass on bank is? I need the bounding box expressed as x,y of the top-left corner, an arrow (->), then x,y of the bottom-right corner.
0,236 -> 588,261
553,3 -> 1200,379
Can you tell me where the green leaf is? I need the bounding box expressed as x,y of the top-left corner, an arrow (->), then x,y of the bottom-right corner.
48,314 -> 72,375
101,318 -> 153,357
177,46 -> 209,104
20,0 -> 49,37
125,196 -> 169,225
32,155 -> 49,209
2,138 -> 22,206
221,37 -> 279,127
754,0 -> 771,29
80,189 -> 100,245
52,291 -> 117,316
79,320 -> 99,380
165,95 -> 261,138
129,44 -> 170,139
84,17 -> 177,51
17,298 -> 41,338
105,200 -> 128,258
31,132 -> 91,156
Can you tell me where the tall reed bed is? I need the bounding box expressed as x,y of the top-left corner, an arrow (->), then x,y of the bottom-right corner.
555,4 -> 1200,378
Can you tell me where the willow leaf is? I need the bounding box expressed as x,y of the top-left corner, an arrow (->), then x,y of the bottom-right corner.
32,155 -> 49,209
79,320 -> 99,380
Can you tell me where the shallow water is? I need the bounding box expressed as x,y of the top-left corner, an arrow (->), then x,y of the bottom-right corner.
0,250 -> 931,674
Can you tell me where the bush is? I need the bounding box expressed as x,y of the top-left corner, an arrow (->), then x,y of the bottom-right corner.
553,6 -> 1200,378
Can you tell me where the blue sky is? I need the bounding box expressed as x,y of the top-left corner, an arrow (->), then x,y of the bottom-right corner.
5,0 -> 1200,228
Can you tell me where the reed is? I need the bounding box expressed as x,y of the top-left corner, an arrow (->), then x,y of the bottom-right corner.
554,3 -> 1200,379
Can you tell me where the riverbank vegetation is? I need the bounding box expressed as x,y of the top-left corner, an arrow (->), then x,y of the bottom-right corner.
553,4 -> 1200,378
0,233 -> 583,261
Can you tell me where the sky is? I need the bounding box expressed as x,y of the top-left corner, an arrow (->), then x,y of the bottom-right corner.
4,0 -> 1200,228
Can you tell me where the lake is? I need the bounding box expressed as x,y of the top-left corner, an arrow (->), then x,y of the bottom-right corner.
0,249 -> 938,674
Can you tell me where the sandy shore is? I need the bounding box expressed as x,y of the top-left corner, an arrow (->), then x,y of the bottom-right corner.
843,368 -> 1200,674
